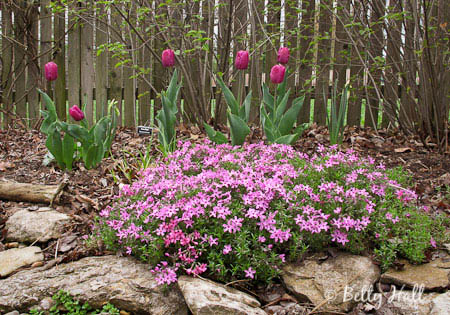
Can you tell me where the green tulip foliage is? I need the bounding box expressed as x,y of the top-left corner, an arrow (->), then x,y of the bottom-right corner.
260,70 -> 308,144
204,75 -> 252,146
327,81 -> 349,145
155,69 -> 182,155
38,89 -> 118,170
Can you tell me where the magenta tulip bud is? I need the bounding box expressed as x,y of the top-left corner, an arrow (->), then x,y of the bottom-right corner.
270,65 -> 286,84
277,47 -> 290,65
162,49 -> 175,67
69,105 -> 85,121
235,50 -> 249,70
44,61 -> 58,81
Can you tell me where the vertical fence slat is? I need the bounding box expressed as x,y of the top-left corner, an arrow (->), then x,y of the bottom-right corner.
138,19 -> 152,126
364,1 -> 384,129
109,3 -> 123,126
27,2 -> 40,125
333,0 -> 350,113
201,0 -> 214,122
347,1 -> 364,127
314,0 -> 332,125
249,0 -> 264,123
80,1 -> 94,124
54,7 -> 67,120
264,0 -> 281,76
152,0 -> 166,115
123,2 -> 136,128
95,3 -> 108,119
231,0 -> 248,100
40,0 -> 52,96
297,0 -> 315,123
382,1 -> 402,129
14,2 -> 27,124
400,0 -> 418,129
1,3 -> 13,127
68,2 -> 81,111
285,0 -> 299,110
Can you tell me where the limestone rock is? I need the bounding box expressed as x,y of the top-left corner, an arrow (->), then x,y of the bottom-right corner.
0,247 -> 43,277
282,253 -> 380,313
5,207 -> 72,243
371,290 -> 438,315
430,291 -> 450,315
178,276 -> 266,315
0,255 -> 188,315
380,258 -> 450,291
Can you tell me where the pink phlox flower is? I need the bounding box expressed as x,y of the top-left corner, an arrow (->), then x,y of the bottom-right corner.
244,267 -> 256,279
223,216 -> 244,234
331,230 -> 349,246
430,237 -> 437,248
223,244 -> 232,254
269,228 -> 291,243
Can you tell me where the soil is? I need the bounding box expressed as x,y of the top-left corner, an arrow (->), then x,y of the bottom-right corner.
0,124 -> 449,306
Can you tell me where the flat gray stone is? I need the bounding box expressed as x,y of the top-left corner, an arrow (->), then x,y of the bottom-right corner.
282,252 -> 380,313
381,258 -> 450,291
178,276 -> 266,315
0,255 -> 188,315
5,207 -> 72,243
0,247 -> 43,277
430,291 -> 450,315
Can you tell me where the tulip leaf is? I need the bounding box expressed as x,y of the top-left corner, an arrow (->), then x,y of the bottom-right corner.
227,112 -> 250,146
274,134 -> 298,145
216,76 -> 239,116
46,123 -> 64,169
262,84 -> 274,116
204,123 -> 228,144
274,88 -> 291,124
240,91 -> 252,122
260,106 -> 277,143
278,96 -> 304,136
62,133 -> 75,171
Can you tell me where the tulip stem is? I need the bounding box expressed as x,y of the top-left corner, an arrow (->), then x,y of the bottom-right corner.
238,70 -> 244,108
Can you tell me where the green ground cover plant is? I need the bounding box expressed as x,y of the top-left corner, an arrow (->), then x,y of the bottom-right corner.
95,140 -> 447,284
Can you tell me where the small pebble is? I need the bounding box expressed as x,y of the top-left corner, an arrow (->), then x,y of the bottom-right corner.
5,242 -> 19,249
31,261 -> 44,268
4,311 -> 19,315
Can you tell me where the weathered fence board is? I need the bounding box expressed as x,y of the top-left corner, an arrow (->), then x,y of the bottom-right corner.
297,0 -> 315,124
80,1 -> 94,125
96,3 -> 108,120
54,8 -> 67,120
1,3 -> 13,128
0,0 -> 439,134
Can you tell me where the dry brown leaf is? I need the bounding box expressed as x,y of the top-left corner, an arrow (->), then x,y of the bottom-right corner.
394,147 -> 412,153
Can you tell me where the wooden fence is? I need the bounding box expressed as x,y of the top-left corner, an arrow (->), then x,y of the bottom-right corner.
0,0 -> 447,130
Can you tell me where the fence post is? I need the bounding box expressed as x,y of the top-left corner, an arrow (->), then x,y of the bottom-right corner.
80,0 -> 94,125
95,2 -> 108,120
68,2 -> 81,114
27,1 -> 40,126
314,0 -> 332,126
54,6 -> 67,120
40,0 -> 52,97
297,0 -> 315,124
14,1 -> 27,125
123,2 -> 136,128
1,3 -> 13,128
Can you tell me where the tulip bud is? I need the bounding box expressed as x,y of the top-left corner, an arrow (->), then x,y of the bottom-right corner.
277,47 -> 290,65
235,50 -> 249,70
162,49 -> 175,67
44,61 -> 58,81
270,65 -> 286,84
69,105 -> 85,121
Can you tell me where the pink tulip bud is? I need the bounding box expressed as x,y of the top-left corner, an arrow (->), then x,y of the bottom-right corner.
44,61 -> 58,81
270,65 -> 286,84
69,105 -> 85,121
235,50 -> 249,70
162,49 -> 175,67
277,47 -> 290,65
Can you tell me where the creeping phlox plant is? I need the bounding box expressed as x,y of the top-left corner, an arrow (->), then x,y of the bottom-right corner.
96,141 -> 445,284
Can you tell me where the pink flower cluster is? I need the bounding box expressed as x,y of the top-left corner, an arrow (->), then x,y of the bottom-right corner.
99,140 -> 421,284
